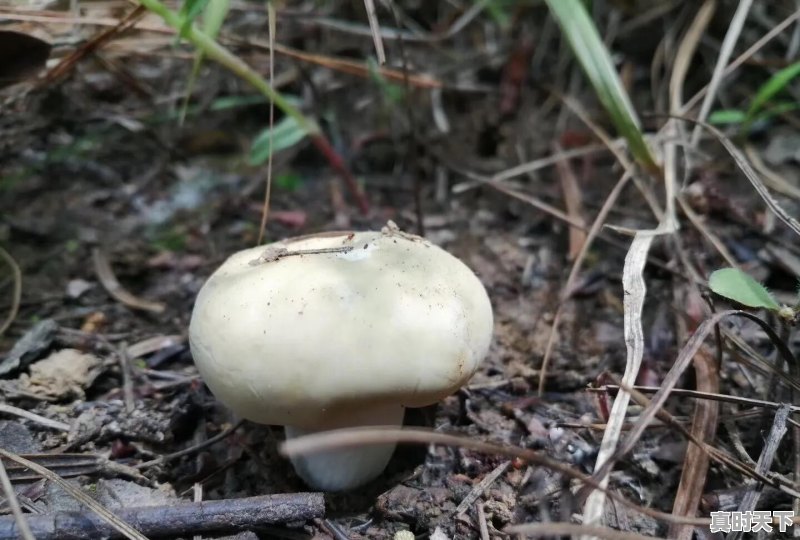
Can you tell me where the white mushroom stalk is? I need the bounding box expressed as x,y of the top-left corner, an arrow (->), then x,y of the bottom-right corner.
189,222 -> 493,491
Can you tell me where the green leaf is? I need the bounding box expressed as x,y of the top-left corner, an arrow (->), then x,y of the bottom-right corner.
709,268 -> 780,311
708,109 -> 746,125
208,95 -> 266,111
249,116 -> 309,166
275,171 -> 303,191
544,0 -> 658,173
745,60 -> 800,129
178,0 -> 210,38
745,101 -> 800,130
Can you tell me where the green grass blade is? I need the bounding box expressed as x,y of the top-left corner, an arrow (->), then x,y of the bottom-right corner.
178,0 -> 210,38
708,109 -> 746,125
544,0 -> 659,173
744,59 -> 800,131
178,0 -> 232,124
139,0 -> 317,136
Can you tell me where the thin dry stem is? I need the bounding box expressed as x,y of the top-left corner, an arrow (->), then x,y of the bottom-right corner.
0,449 -> 147,540
0,453 -> 34,540
281,426 -> 710,527
690,0 -> 753,146
0,245 -> 21,336
363,0 -> 385,64
256,2 -> 277,246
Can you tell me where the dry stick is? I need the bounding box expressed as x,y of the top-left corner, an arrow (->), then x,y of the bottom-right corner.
454,461 -> 510,516
536,171 -> 632,396
0,453 -> 34,540
704,485 -> 786,513
690,0 -> 753,147
462,7 -> 799,194
0,493 -> 324,540
476,503 -> 490,540
0,404 -> 70,432
451,143 -> 613,190
553,142 -> 588,260
537,91 -> 642,397
241,38 -> 441,88
676,196 -> 739,268
4,5 -> 441,90
681,7 -> 800,115
583,3 -> 712,532
279,0 -> 486,43
577,310 -> 796,502
39,5 -> 146,86
479,177 -> 585,229
92,248 -> 165,313
117,343 -> 135,413
615,379 -> 800,499
281,427 -> 710,528
745,144 -> 800,201
0,449 -> 147,540
363,0 -> 385,64
0,245 -> 21,336
727,404 -> 791,540
505,522 -> 665,540
550,89 -> 663,221
136,420 -> 244,470
256,2 -> 277,246
0,6 -> 439,91
721,327 -> 800,394
668,344 -> 719,540
389,1 -> 425,236
192,482 -> 203,540
320,518 -> 350,540
665,114 -> 800,238
594,385 -> 800,413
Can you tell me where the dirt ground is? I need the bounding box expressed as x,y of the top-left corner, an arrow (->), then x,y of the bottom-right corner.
3,1 -> 800,539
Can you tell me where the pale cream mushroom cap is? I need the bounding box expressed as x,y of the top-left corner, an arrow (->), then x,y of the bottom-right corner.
189,226 -> 493,430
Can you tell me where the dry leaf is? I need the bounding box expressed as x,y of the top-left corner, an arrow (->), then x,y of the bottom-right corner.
19,349 -> 102,400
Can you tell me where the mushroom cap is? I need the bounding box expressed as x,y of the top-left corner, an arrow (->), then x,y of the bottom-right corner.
189,227 -> 493,428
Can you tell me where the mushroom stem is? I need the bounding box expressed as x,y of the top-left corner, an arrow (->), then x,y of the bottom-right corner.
284,404 -> 405,491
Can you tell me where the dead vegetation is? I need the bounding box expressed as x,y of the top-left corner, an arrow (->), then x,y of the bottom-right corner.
3,0 -> 800,538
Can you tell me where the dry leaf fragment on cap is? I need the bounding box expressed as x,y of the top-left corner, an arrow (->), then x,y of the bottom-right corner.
19,349 -> 102,400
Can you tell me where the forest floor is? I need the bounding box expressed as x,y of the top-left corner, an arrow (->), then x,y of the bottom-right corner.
3,1 -> 800,539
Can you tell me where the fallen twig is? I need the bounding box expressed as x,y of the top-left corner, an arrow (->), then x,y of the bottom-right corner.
454,461 -> 510,516
0,449 -> 147,540
92,249 -> 165,313
0,493 -> 324,540
505,522 -> 665,540
0,451 -> 33,540
281,426 -> 710,527
135,420 -> 244,470
0,404 -> 70,432
363,0 -> 385,64
727,405 -> 791,540
0,245 -> 21,337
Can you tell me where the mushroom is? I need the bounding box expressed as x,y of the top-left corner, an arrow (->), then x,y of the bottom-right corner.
188,222 -> 493,491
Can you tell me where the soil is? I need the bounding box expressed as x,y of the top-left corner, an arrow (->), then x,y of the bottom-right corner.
2,1 -> 800,539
